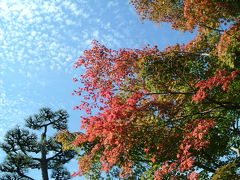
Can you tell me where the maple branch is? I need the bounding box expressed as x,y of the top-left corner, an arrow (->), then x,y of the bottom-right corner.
118,88 -> 194,96
206,97 -> 240,110
145,91 -> 194,96
199,23 -> 224,33
171,51 -> 211,57
230,115 -> 240,134
234,117 -> 240,132
197,150 -> 224,173
200,23 -> 240,41
194,161 -> 216,173
131,121 -> 185,131
195,152 -> 221,173
174,108 -> 221,121
231,147 -> 240,157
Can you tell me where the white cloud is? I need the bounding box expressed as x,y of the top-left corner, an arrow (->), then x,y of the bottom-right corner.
85,39 -> 92,46
107,0 -> 119,8
93,30 -> 99,39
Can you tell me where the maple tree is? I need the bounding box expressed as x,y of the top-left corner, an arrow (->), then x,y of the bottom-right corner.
57,0 -> 240,179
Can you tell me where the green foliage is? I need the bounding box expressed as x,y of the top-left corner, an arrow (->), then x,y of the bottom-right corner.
25,108 -> 68,131
211,163 -> 240,180
51,167 -> 71,180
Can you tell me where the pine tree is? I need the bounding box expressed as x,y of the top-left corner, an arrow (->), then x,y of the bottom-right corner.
0,108 -> 76,180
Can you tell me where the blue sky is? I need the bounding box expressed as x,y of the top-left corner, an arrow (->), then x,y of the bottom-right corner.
0,0 -> 195,179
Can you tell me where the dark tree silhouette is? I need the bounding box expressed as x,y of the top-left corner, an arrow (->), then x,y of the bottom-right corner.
0,108 -> 76,180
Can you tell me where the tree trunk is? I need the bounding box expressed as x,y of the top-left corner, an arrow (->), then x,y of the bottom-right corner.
40,159 -> 49,180
40,127 -> 49,180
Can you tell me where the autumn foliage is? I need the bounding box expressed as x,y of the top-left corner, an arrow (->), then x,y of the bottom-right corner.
130,0 -> 239,31
57,0 -> 240,179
